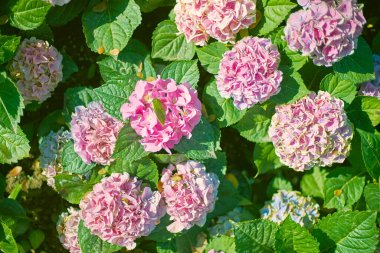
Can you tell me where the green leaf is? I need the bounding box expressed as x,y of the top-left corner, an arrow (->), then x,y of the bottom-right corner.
300,167 -> 327,199
233,102 -> 275,143
63,87 -> 98,122
10,0 -> 51,30
47,0 -> 88,27
93,82 -> 133,120
0,35 -> 20,64
0,126 -> 30,164
234,219 -> 278,253
202,151 -> 227,178
196,42 -> 229,74
97,56 -> 137,85
203,80 -> 247,128
274,218 -> 319,253
0,223 -> 17,253
82,0 -> 141,55
205,235 -> 236,253
210,179 -> 240,218
258,0 -> 297,36
324,167 -> 365,210
61,52 -> 78,82
364,183 -> 380,211
152,98 -> 166,126
135,0 -> 175,12
356,129 -> 380,179
54,174 -> 94,204
347,96 -> 380,131
62,141 -> 95,174
161,60 -> 199,89
174,117 -> 220,160
109,157 -> 158,187
313,211 -> 378,253
0,199 -> 29,237
111,124 -> 148,163
0,72 -> 24,132
151,154 -> 188,164
152,20 -> 195,61
270,66 -> 309,104
253,142 -> 282,176
28,229 -> 44,249
320,73 -> 356,104
78,221 -> 122,253
266,176 -> 292,197
333,37 -> 375,85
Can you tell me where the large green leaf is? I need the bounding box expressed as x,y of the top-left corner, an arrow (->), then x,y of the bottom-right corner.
364,183 -> 380,211
313,211 -> 378,253
300,167 -> 327,199
78,221 -> 121,253
270,66 -> 309,105
254,142 -> 282,176
0,199 -> 29,237
324,167 -> 365,210
0,126 -> 30,164
0,35 -> 20,64
82,0 -> 141,55
274,218 -> 319,253
61,141 -> 96,174
333,37 -> 375,85
161,60 -> 200,89
356,129 -> 380,179
152,20 -> 195,61
233,102 -> 275,143
47,0 -> 88,27
196,42 -> 229,74
0,72 -> 24,132
258,0 -> 297,36
135,0 -> 175,12
347,96 -> 380,131
0,223 -> 17,253
203,80 -> 247,128
54,174 -> 95,204
205,235 -> 235,253
97,57 -> 136,84
174,117 -> 220,160
10,0 -> 51,30
233,219 -> 278,253
320,74 -> 356,104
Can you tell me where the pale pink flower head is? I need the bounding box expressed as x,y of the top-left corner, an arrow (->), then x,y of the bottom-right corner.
71,101 -> 123,165
120,77 -> 202,153
285,0 -> 365,66
161,161 -> 219,233
268,91 -> 353,171
359,55 -> 380,99
297,0 -> 334,8
80,173 -> 165,250
57,207 -> 81,253
43,0 -> 71,6
174,0 -> 256,46
9,37 -> 63,104
217,36 -> 282,110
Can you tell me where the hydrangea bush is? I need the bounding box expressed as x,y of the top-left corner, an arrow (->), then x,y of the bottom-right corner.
0,0 -> 379,252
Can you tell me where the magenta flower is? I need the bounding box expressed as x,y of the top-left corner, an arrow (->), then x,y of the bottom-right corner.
174,0 -> 256,46
120,77 -> 201,153
284,0 -> 365,66
161,161 -> 219,233
80,173 -> 165,250
268,91 -> 353,171
71,101 -> 123,165
9,37 -> 63,104
43,0 -> 71,6
217,36 -> 283,110
57,207 -> 81,253
359,55 -> 380,99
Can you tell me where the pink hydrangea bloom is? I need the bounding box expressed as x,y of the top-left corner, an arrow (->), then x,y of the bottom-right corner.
359,55 -> 380,99
297,0 -> 334,8
174,0 -> 256,46
268,91 -> 353,171
161,161 -> 219,233
217,36 -> 283,110
43,0 -> 71,6
57,207 -> 81,253
9,37 -> 63,104
284,0 -> 365,66
71,101 -> 123,165
120,77 -> 201,153
80,173 -> 165,250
